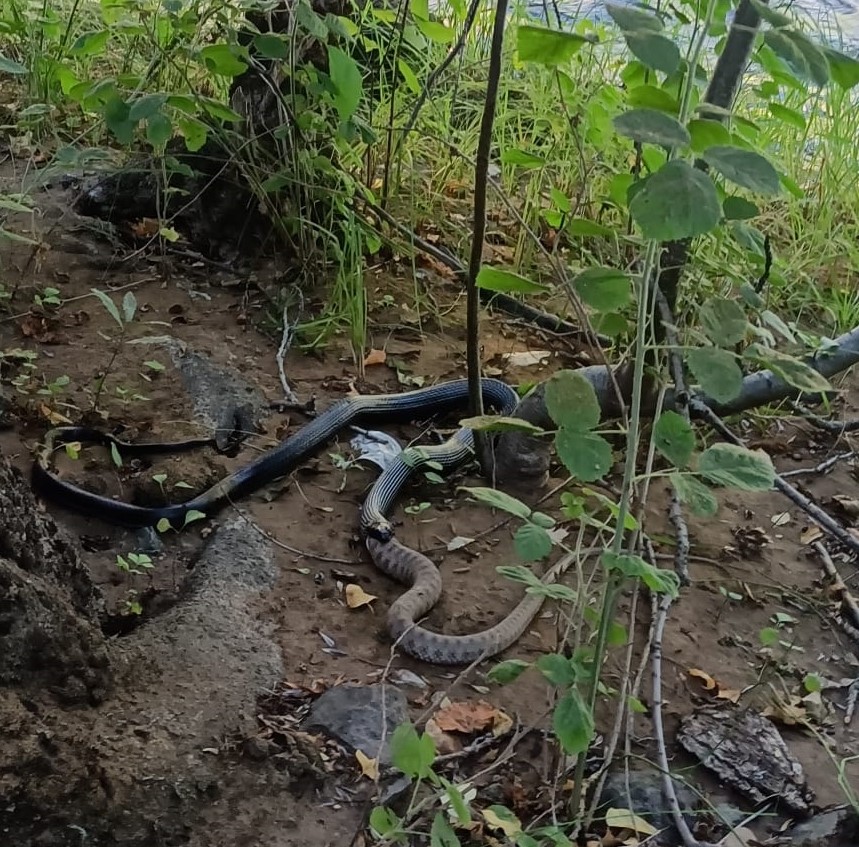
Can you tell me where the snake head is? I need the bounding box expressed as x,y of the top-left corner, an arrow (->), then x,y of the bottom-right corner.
365,522 -> 394,542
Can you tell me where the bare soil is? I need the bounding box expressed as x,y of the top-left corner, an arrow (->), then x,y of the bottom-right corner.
1,164 -> 857,846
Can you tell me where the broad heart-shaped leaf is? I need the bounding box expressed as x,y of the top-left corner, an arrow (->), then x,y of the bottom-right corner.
327,45 -> 363,123
743,343 -> 833,394
537,653 -> 578,686
824,47 -> 859,90
146,113 -> 173,148
688,118 -> 732,152
572,266 -> 631,312
627,84 -> 679,113
625,32 -> 680,76
702,145 -> 781,196
390,723 -> 436,779
103,96 -> 136,145
555,429 -> 613,482
768,102 -> 806,131
697,443 -> 775,491
699,297 -> 748,346
129,93 -> 167,122
199,43 -> 248,77
629,160 -> 721,241
416,19 -> 455,43
653,410 -> 695,468
517,25 -> 595,65
514,523 -> 553,562
430,813 -> 462,847
487,659 -> 530,684
671,471 -> 719,517
476,266 -> 550,294
613,108 -> 689,148
69,29 -> 110,57
606,2 -> 663,32
553,688 -> 595,755
461,486 -> 532,520
723,196 -> 759,221
686,347 -> 744,404
544,369 -> 601,431
603,551 -> 680,597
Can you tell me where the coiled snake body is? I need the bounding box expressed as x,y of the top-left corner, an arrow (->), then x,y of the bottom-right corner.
33,378 -> 558,665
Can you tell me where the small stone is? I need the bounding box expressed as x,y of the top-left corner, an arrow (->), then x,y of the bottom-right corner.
304,683 -> 409,765
786,807 -> 859,847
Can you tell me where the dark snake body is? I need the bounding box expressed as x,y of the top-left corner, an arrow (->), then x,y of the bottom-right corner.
33,378 -> 555,664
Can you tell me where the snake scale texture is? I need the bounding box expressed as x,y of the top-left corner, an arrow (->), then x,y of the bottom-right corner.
32,378 -> 556,665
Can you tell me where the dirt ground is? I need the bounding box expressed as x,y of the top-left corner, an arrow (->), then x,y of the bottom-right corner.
1,162 -> 858,846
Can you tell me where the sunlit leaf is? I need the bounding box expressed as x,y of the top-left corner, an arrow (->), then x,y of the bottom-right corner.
514,523 -> 553,562
824,47 -> 859,89
488,659 -> 530,684
572,266 -> 631,312
476,266 -> 550,294
545,369 -> 601,431
390,723 -> 436,779
697,443 -> 776,490
555,429 -> 613,482
687,117 -> 732,152
327,45 -> 363,122
606,3 -> 664,32
517,25 -> 595,65
461,486 -> 532,520
767,102 -> 806,130
625,32 -> 680,75
553,688 -> 595,754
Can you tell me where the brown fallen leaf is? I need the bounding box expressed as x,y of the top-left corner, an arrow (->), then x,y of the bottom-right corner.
20,314 -> 58,343
688,668 -> 718,690
762,698 -> 807,726
434,699 -> 499,734
363,348 -> 387,367
129,217 -> 161,238
605,807 -> 658,837
800,525 -> 824,545
424,716 -> 461,755
716,688 -> 743,704
344,584 -> 377,609
38,403 -> 72,426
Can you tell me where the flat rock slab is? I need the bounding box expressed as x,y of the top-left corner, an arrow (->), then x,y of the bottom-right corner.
304,683 -> 409,765
786,808 -> 859,847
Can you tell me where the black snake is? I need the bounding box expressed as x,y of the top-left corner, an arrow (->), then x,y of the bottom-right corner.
32,378 -> 560,664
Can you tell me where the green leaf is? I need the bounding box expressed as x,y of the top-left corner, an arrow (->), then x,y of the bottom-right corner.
156,518 -> 171,533
687,118 -> 732,152
517,25 -> 595,65
700,297 -> 748,346
653,410 -> 695,468
555,430 -> 613,482
723,196 -> 759,220
0,54 -> 27,74
416,19 -> 455,42
536,653 -> 578,687
743,344 -> 833,394
327,45 -> 363,123
567,218 -> 614,237
702,145 -> 781,196
597,312 -> 628,337
411,0 -> 430,19
572,267 -> 631,312
613,108 -> 689,147
515,523 -> 553,562
459,416 -> 542,435
671,472 -> 718,517
146,113 -> 173,148
603,551 -> 680,596
369,806 -> 402,838
390,723 -> 436,779
553,688 -> 595,755
253,33 -> 288,59
501,148 -> 546,168
103,95 -> 136,144
627,695 -> 648,714
625,32 -> 680,76
606,3 -> 664,32
461,486 -> 532,520
629,159 -> 721,240
488,659 -> 531,684
697,443 -> 776,491
783,30 -> 830,86
803,673 -> 822,693
824,47 -> 859,90
759,626 -> 780,647
398,59 -> 420,94
476,266 -> 550,294
439,777 -> 472,826
110,442 -> 122,468
545,369 -> 601,431
127,93 -> 166,121
295,0 -> 328,39
767,102 -> 806,130
686,347 -> 744,404
69,29 -> 110,57
431,813 -> 462,847
199,43 -> 248,77
90,288 -> 123,329
627,84 -> 679,113
731,220 -> 767,255
748,0 -> 792,26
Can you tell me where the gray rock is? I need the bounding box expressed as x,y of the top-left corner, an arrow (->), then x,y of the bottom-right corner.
304,683 -> 410,765
787,807 -> 859,847
597,767 -> 700,844
710,803 -> 748,829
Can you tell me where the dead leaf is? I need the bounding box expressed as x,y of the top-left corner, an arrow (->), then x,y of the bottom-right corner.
716,688 -> 743,704
447,536 -> 474,551
129,217 -> 161,238
832,495 -> 859,519
363,348 -> 387,367
20,314 -> 58,343
434,699 -> 499,734
688,668 -> 718,690
345,584 -> 377,609
355,749 -> 378,779
424,717 -> 461,755
762,698 -> 807,725
492,709 -> 514,737
800,525 -> 824,545
38,403 -> 72,425
770,511 -> 791,526
502,350 -> 552,368
605,807 -> 658,837
482,807 -> 522,837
